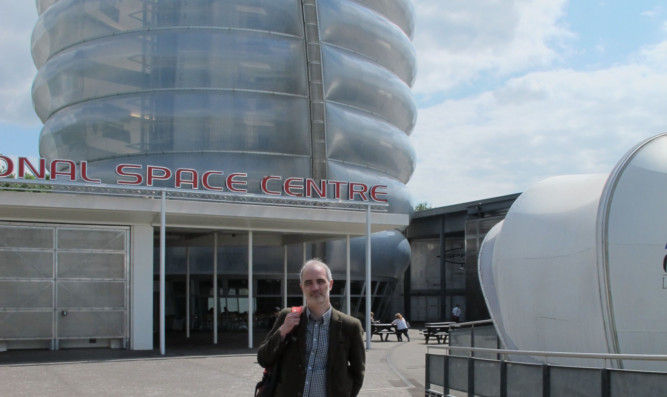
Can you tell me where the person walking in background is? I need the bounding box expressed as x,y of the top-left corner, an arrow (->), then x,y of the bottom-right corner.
257,259 -> 366,396
370,312 -> 379,324
391,313 -> 410,342
452,304 -> 461,322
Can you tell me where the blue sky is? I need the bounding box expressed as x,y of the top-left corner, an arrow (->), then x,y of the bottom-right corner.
1,1 -> 666,207
565,1 -> 663,67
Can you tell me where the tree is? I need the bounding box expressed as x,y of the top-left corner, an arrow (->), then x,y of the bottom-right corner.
414,201 -> 431,212
0,159 -> 51,192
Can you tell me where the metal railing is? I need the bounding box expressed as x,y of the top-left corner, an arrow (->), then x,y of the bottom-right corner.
425,322 -> 667,397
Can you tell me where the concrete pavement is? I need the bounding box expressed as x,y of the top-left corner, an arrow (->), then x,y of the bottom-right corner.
0,329 -> 441,396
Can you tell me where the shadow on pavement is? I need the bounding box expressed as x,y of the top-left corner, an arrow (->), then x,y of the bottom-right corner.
0,330 -> 267,366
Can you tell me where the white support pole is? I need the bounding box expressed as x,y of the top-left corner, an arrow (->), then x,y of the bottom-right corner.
365,205 -> 372,350
186,246 -> 190,339
346,235 -> 351,315
248,230 -> 254,349
213,232 -> 218,345
159,190 -> 166,355
283,245 -> 288,308
302,242 -> 307,306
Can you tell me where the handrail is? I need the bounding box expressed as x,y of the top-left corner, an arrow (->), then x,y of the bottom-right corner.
428,345 -> 667,363
449,319 -> 494,328
424,322 -> 454,326
425,321 -> 667,396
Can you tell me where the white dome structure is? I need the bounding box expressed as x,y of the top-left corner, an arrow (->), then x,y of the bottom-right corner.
479,132 -> 667,371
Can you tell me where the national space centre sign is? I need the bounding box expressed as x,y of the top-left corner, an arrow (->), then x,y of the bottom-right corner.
0,156 -> 388,203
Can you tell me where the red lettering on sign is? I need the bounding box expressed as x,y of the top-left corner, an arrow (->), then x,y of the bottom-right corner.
305,178 -> 326,198
348,183 -> 369,201
370,185 -> 388,203
328,180 -> 345,199
50,160 -> 76,181
18,158 -> 46,179
80,161 -> 101,183
0,155 -> 13,177
202,171 -> 223,191
284,177 -> 304,197
175,168 -> 198,189
261,176 -> 281,195
1,156 -> 391,203
226,173 -> 247,193
147,166 -> 172,186
116,164 -> 143,185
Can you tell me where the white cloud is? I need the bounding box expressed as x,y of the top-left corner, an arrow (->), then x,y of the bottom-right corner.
1,1 -> 666,212
412,0 -> 572,96
408,42 -> 667,207
641,6 -> 662,18
0,3 -> 39,126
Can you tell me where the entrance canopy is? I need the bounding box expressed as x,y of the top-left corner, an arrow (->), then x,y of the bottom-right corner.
0,180 -> 409,353
0,181 -> 408,237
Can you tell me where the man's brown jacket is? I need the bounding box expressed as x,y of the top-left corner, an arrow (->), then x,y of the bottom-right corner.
257,307 -> 365,396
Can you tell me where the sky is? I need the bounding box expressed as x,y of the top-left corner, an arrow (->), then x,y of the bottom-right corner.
1,1 -> 666,208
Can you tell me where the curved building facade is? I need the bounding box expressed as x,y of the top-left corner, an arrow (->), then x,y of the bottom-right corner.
30,0 -> 417,329
479,133 -> 667,371
32,0 -> 417,214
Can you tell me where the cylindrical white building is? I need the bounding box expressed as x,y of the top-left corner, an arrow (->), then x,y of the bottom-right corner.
479,133 -> 667,371
27,1 -> 418,336
31,0 -> 417,213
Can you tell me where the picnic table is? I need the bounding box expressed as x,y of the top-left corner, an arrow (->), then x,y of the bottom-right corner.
371,323 -> 396,341
421,321 -> 456,344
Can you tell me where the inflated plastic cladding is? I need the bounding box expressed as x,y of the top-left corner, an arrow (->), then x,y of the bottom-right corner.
32,0 -> 417,215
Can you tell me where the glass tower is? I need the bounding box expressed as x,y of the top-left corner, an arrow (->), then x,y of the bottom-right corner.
31,0 -> 417,213
31,0 -> 417,319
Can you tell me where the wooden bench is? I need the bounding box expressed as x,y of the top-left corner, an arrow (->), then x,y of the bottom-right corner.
422,322 -> 455,344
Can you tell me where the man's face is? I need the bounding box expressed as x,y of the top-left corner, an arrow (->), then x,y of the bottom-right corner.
300,264 -> 333,307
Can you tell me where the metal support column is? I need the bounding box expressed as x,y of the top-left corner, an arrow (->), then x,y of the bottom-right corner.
213,232 -> 218,345
248,230 -> 253,348
601,368 -> 610,397
186,246 -> 190,339
159,190 -> 166,355
302,242 -> 307,306
440,217 -> 447,320
283,245 -> 288,308
467,357 -> 475,396
542,364 -> 550,397
500,360 -> 507,397
365,205 -> 372,350
346,235 -> 351,315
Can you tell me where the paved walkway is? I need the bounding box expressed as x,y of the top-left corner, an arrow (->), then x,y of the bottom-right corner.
0,330 -> 444,396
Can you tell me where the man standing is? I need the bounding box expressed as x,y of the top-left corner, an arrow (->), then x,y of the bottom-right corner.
257,259 -> 366,396
452,304 -> 461,323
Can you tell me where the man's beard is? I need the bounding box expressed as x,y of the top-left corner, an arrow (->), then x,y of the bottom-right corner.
309,292 -> 328,304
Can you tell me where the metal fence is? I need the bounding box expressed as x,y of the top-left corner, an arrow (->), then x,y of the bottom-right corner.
425,321 -> 667,397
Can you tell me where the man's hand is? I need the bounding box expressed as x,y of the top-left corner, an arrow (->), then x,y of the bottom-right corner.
279,310 -> 301,340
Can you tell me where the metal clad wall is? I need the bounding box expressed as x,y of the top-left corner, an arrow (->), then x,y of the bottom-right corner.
0,225 -> 54,341
0,223 -> 129,349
